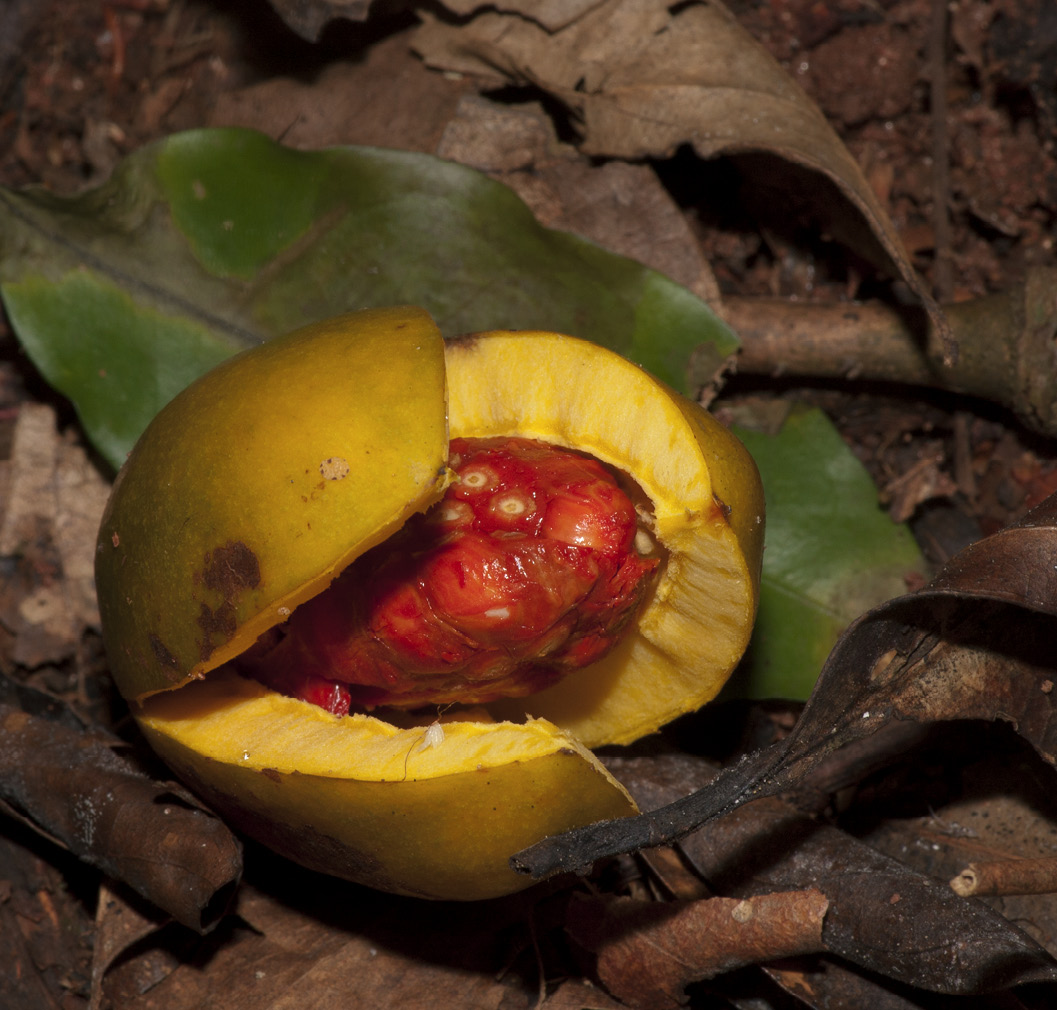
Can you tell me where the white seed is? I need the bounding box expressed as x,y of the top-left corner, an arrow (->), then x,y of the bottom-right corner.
485,607 -> 511,619
434,502 -> 471,524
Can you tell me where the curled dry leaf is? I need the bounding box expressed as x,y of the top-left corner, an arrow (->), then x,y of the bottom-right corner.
415,0 -> 952,358
98,872 -> 545,1010
0,696 -> 242,932
567,889 -> 829,1010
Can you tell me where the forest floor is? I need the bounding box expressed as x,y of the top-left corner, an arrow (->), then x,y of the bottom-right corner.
1,1 -> 1057,1008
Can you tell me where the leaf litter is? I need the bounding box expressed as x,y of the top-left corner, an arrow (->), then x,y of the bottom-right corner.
3,0 -> 1057,1008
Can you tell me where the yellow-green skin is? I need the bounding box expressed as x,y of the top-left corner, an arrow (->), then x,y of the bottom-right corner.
96,306 -> 763,900
96,306 -> 449,701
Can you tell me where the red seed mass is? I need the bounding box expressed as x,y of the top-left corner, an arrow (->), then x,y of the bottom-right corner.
242,437 -> 659,714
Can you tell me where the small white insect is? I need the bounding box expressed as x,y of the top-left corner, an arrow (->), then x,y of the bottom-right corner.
417,719 -> 446,752
402,709 -> 450,780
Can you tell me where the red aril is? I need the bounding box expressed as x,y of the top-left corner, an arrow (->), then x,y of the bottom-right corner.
243,437 -> 658,712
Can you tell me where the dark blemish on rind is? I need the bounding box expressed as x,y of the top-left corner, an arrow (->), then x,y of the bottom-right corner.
197,601 -> 238,661
195,541 -> 261,661
260,768 -> 282,784
149,635 -> 182,681
202,541 -> 261,597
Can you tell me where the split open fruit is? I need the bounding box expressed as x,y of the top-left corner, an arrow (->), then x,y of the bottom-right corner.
95,306 -> 764,900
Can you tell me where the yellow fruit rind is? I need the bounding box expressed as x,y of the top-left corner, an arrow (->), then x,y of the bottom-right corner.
95,306 -> 449,703
136,672 -> 636,900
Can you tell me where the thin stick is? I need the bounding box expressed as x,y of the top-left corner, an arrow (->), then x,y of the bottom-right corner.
951,857 -> 1057,897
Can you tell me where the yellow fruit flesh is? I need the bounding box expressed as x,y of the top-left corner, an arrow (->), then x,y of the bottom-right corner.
99,309 -> 762,900
137,671 -> 635,899
445,331 -> 764,746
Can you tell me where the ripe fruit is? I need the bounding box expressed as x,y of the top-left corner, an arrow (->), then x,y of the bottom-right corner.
95,306 -> 764,900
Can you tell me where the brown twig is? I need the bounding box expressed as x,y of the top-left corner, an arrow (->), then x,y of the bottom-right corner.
951,857 -> 1057,897
567,890 -> 828,1009
722,267 -> 1057,438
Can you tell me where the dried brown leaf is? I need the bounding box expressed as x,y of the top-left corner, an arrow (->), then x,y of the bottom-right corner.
691,796 -> 1057,994
540,977 -> 626,1010
436,95 -> 723,308
100,872 -> 540,1010
605,750 -> 1057,995
855,732 -> 1057,966
89,881 -> 183,1010
0,827 -> 94,1010
0,703 -> 242,932
0,403 -> 109,666
517,493 -> 1057,884
415,0 -> 951,358
765,957 -> 953,1010
210,32 -> 475,154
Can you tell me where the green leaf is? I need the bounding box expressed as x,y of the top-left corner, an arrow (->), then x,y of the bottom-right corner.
2,273 -> 240,469
0,128 -> 738,470
726,406 -> 927,700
